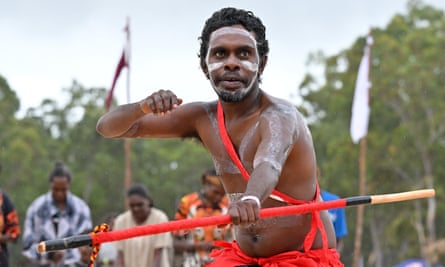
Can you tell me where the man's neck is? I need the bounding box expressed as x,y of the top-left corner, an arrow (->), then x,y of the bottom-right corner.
219,88 -> 263,119
134,211 -> 151,225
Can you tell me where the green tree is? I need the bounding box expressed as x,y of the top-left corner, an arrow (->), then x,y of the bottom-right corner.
0,75 -> 54,266
19,79 -> 214,222
131,138 -> 213,218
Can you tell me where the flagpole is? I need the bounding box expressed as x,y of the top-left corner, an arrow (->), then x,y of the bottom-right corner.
353,137 -> 367,267
125,16 -> 131,104
105,18 -> 133,205
123,17 -> 132,200
352,33 -> 373,267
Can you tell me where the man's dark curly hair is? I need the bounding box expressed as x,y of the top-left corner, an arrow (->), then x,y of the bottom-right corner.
48,161 -> 72,182
199,7 -> 269,65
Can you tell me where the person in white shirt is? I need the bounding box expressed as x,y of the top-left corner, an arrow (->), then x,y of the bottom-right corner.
113,183 -> 172,267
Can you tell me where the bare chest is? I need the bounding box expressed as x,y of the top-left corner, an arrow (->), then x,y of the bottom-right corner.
200,115 -> 260,178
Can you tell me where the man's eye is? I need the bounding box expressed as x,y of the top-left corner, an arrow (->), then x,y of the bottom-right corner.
240,51 -> 250,57
215,51 -> 225,57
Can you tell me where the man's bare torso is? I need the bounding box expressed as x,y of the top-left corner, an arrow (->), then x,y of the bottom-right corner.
191,95 -> 336,257
96,91 -> 337,257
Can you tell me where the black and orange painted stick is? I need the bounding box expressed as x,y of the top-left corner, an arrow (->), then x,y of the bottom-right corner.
37,189 -> 435,253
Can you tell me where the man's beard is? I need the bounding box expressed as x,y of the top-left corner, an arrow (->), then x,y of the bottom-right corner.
211,76 -> 257,103
215,88 -> 249,102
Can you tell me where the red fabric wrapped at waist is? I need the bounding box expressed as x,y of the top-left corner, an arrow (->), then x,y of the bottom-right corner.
208,241 -> 344,267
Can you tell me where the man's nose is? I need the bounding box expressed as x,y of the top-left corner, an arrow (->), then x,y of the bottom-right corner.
224,54 -> 240,71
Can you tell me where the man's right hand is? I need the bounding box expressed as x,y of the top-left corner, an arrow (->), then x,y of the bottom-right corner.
228,198 -> 260,225
139,89 -> 183,114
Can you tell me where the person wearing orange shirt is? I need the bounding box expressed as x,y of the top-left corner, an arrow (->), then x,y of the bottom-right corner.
0,189 -> 21,267
173,169 -> 232,267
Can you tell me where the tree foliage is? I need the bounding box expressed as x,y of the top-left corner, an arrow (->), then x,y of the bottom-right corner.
0,79 -> 212,266
298,1 -> 445,266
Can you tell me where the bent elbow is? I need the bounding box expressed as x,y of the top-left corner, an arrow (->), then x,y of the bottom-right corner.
96,118 -> 107,137
96,116 -> 138,138
96,117 -> 117,138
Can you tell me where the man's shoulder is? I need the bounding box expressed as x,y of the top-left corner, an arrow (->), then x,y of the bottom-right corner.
114,210 -> 131,226
25,193 -> 51,218
69,193 -> 90,209
181,191 -> 200,202
150,207 -> 170,221
28,193 -> 48,208
70,193 -> 86,201
152,207 -> 168,215
180,101 -> 218,116
261,95 -> 301,121
262,93 -> 297,108
172,101 -> 217,134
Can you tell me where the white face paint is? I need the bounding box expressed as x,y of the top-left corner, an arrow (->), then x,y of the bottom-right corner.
205,27 -> 260,102
207,62 -> 224,72
240,60 -> 259,72
207,58 -> 258,73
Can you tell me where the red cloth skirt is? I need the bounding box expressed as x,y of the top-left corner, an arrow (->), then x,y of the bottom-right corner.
207,241 -> 344,267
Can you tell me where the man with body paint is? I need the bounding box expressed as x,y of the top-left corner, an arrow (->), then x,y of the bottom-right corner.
96,7 -> 344,267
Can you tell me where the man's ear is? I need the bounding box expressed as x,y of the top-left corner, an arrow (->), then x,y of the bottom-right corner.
259,55 -> 268,75
200,60 -> 210,80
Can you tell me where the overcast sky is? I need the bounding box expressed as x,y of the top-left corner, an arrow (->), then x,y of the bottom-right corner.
1,0 -> 444,117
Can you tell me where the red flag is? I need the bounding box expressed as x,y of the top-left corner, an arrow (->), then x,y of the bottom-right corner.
105,51 -> 128,110
106,19 -> 130,111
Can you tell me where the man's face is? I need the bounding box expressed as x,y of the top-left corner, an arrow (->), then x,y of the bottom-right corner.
203,176 -> 225,205
128,194 -> 150,223
50,176 -> 70,204
205,25 -> 260,102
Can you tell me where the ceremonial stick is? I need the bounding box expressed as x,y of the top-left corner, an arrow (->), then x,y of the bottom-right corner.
37,189 -> 435,253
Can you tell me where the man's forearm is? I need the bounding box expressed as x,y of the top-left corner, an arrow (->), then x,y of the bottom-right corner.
96,102 -> 146,138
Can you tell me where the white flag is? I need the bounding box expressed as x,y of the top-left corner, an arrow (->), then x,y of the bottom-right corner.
350,36 -> 373,144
